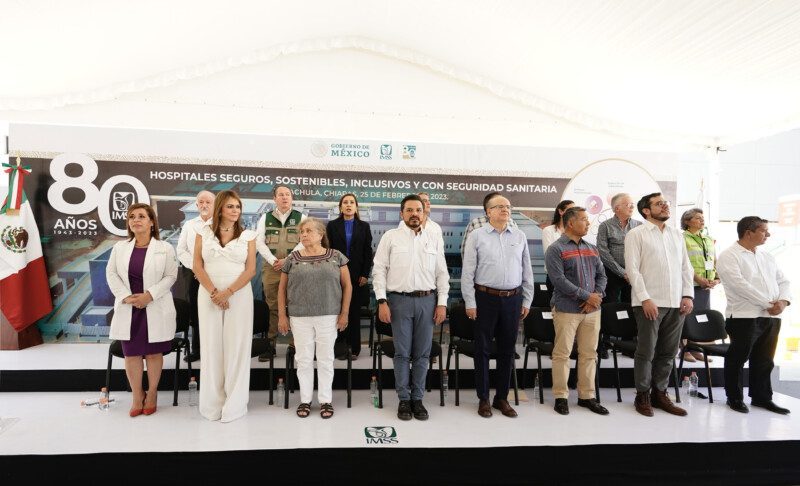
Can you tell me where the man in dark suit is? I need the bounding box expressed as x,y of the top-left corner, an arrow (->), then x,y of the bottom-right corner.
327,193 -> 374,359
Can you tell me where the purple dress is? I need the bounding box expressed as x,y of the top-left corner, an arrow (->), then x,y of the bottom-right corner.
121,247 -> 173,357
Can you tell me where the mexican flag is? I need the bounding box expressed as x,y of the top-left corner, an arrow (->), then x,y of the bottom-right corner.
0,191 -> 53,331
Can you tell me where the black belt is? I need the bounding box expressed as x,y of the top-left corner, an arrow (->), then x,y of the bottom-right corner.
475,285 -> 521,297
388,290 -> 435,297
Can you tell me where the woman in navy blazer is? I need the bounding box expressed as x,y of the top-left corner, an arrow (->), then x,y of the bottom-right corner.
326,194 -> 373,358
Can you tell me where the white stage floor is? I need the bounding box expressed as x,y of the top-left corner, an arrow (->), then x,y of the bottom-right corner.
1,388 -> 797,455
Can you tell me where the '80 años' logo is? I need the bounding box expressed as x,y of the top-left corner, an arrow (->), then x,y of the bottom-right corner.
47,154 -> 150,237
364,426 -> 398,444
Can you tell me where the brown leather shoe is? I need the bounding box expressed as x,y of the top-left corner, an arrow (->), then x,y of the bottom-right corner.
634,391 -> 654,417
651,389 -> 687,416
478,399 -> 493,418
492,398 -> 518,418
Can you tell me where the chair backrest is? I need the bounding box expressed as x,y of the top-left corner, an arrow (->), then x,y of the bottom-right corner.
683,309 -> 726,342
531,285 -> 553,308
253,299 -> 269,335
600,302 -> 637,339
447,303 -> 475,341
373,310 -> 393,338
173,297 -> 191,334
523,307 -> 556,342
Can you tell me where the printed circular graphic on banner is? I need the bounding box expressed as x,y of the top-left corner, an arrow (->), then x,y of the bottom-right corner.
561,159 -> 661,244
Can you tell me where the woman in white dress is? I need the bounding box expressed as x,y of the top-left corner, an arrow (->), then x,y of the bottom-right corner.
193,190 -> 256,422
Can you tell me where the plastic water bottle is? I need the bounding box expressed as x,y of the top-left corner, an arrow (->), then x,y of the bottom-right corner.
442,373 -> 449,398
80,397 -> 116,407
98,387 -> 110,411
682,376 -> 691,395
276,378 -> 285,406
188,376 -> 198,406
689,372 -> 699,397
370,376 -> 379,407
532,375 -> 540,400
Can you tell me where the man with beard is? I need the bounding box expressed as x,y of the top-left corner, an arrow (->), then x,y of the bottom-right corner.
625,193 -> 694,417
372,194 -> 449,421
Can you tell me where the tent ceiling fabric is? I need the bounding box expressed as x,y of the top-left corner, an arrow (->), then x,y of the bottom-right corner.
2,0 -> 800,147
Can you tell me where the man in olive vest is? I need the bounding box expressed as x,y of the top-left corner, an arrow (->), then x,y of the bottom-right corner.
256,185 -> 306,359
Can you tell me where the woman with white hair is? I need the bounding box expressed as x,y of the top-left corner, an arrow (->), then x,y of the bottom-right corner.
278,217 -> 352,418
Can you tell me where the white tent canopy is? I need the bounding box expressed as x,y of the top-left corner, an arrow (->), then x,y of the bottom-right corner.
2,1 -> 800,150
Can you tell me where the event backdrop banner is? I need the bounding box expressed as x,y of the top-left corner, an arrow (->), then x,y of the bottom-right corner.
8,128 -> 677,343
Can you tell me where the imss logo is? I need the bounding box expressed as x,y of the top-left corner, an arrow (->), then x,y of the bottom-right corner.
364,426 -> 399,444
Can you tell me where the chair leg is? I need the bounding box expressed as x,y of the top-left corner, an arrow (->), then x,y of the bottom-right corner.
455,349 -> 460,406
347,350 -> 352,409
378,348 -> 384,409
522,347 -> 530,389
703,354 -> 713,403
439,353 -> 444,407
612,347 -> 621,403
446,342 -> 452,372
536,352 -> 544,404
512,360 -> 519,406
284,351 -> 291,410
268,357 -> 274,406
105,347 -> 113,395
595,348 -> 601,404
173,348 -> 180,406
368,317 -> 374,357
672,358 -> 681,403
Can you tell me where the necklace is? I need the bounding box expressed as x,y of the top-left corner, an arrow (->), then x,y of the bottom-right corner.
220,226 -> 233,232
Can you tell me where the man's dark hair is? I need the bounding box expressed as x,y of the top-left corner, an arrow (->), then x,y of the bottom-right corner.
562,206 -> 586,228
737,216 -> 768,239
401,194 -> 424,211
482,191 -> 503,212
272,185 -> 292,197
637,192 -> 662,218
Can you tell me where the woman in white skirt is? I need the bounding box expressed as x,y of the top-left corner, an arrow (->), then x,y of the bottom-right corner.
278,217 -> 352,418
193,190 -> 256,422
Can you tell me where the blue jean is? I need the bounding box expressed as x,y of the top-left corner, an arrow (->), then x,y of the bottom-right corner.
388,293 -> 435,401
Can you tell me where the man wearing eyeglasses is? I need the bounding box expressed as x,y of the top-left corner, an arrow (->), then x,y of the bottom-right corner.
462,194 -> 534,418
625,192 -> 694,417
597,193 -> 641,304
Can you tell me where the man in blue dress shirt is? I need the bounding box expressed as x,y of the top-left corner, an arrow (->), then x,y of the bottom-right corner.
461,194 -> 534,418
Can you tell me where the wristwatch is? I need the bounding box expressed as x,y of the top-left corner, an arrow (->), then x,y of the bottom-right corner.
377,298 -> 387,305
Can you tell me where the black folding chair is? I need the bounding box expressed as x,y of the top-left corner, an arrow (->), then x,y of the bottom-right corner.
522,307 -> 595,404
104,297 -> 192,406
599,302 -> 681,403
678,309 -> 729,403
249,300 -> 275,405
284,335 -> 352,409
371,310 -> 445,408
446,303 -> 519,407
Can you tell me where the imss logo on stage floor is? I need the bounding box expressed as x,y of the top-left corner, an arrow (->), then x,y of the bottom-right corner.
364,426 -> 399,444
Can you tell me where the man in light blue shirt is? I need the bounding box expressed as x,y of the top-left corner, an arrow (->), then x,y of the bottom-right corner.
462,194 -> 534,418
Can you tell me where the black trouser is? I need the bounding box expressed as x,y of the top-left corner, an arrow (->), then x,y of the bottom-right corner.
602,269 -> 631,304
183,267 -> 201,355
473,290 -> 522,401
724,317 -> 781,402
336,276 -> 365,356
